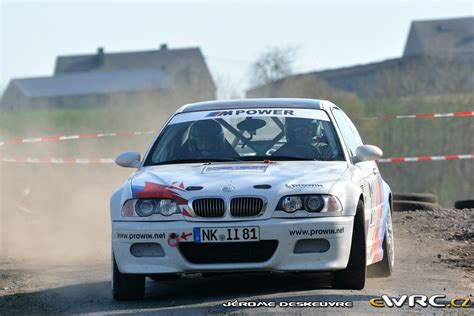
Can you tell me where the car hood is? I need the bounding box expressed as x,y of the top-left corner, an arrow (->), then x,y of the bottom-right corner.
131,161 -> 349,199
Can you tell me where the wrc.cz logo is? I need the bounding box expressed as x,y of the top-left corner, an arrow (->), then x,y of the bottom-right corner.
370,295 -> 471,308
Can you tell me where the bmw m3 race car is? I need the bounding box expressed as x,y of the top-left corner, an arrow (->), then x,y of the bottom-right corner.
110,98 -> 394,300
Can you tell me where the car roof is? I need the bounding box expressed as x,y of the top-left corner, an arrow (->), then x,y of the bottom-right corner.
177,98 -> 326,113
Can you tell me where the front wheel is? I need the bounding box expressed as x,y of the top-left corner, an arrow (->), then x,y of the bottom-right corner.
112,254 -> 145,301
332,201 -> 366,290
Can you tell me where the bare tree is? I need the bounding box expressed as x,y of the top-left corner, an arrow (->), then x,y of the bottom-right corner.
249,46 -> 298,86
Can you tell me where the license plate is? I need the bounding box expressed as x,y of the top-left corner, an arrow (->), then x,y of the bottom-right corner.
193,226 -> 260,243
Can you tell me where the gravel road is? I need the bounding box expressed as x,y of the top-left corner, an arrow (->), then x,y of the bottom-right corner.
1,209 -> 472,315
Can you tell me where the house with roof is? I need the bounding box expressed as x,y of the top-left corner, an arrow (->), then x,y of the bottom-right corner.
247,17 -> 474,99
1,44 -> 216,111
404,16 -> 474,58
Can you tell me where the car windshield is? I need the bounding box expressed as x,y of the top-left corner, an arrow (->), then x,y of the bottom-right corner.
144,108 -> 345,165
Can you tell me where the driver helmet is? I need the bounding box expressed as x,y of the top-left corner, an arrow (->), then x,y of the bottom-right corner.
187,120 -> 226,157
285,118 -> 314,145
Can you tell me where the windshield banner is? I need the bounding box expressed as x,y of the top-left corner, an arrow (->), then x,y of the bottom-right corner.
170,108 -> 330,124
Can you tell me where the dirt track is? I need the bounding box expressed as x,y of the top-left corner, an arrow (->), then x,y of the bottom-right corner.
1,209 -> 472,315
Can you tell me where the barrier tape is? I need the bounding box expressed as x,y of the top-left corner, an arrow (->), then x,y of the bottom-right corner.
366,111 -> 474,120
1,158 -> 115,164
377,154 -> 474,163
1,158 -> 115,165
2,154 -> 473,164
0,130 -> 155,147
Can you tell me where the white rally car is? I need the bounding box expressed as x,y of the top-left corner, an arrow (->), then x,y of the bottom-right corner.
111,98 -> 394,300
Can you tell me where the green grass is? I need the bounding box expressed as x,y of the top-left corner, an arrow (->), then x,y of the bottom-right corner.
359,94 -> 474,207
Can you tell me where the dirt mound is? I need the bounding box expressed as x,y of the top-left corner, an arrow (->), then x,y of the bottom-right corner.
396,208 -> 473,272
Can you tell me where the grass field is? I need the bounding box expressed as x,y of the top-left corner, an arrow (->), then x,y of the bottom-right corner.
360,94 -> 474,206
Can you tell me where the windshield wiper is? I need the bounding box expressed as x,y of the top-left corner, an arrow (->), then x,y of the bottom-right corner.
239,155 -> 315,161
150,158 -> 241,166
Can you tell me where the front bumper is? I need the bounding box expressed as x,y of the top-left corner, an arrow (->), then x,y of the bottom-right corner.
112,216 -> 354,274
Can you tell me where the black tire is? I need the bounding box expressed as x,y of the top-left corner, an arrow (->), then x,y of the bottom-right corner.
393,193 -> 438,204
150,274 -> 180,281
368,207 -> 394,277
393,200 -> 439,212
454,200 -> 474,209
112,254 -> 145,301
332,201 -> 366,290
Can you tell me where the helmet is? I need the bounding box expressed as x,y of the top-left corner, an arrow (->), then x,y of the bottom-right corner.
187,120 -> 226,157
285,118 -> 314,145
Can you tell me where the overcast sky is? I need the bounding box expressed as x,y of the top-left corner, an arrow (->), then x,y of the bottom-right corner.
1,0 -> 472,96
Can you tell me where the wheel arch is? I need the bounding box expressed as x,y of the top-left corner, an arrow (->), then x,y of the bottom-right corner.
357,194 -> 369,239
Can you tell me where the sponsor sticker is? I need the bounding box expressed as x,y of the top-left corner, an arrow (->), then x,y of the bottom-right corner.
202,165 -> 268,173
285,184 -> 323,189
289,227 -> 345,236
206,109 -> 295,117
170,108 -> 331,124
116,232 -> 166,240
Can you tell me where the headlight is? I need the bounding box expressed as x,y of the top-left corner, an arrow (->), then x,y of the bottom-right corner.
277,195 -> 342,213
121,199 -> 181,217
158,199 -> 179,216
305,195 -> 324,212
136,199 -> 158,217
281,196 -> 303,212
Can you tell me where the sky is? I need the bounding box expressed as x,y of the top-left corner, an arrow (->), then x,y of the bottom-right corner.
1,0 -> 473,96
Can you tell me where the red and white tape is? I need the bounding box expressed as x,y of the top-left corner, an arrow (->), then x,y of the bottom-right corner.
377,154 -> 474,163
366,111 -> 474,120
2,154 -> 473,164
1,158 -> 115,164
0,130 -> 155,147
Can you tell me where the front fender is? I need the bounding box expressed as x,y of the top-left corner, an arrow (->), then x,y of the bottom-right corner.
328,180 -> 362,217
110,180 -> 133,221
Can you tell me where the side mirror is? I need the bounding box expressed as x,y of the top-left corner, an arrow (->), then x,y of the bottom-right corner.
355,145 -> 383,162
115,151 -> 141,168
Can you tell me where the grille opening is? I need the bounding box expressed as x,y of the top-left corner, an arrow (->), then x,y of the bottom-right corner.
179,240 -> 278,264
192,198 -> 225,217
230,197 -> 264,217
